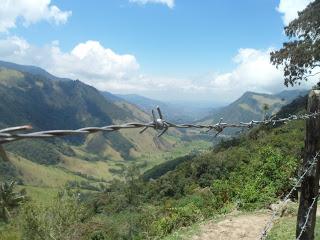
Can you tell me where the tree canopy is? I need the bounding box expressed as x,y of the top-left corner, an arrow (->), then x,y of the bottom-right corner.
270,0 -> 320,87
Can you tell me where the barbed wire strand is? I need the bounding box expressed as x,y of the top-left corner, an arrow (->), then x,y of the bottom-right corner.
1,107 -> 320,144
259,152 -> 320,240
296,193 -> 320,240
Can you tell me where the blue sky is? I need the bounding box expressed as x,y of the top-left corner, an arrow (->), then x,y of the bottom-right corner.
0,0 -> 316,103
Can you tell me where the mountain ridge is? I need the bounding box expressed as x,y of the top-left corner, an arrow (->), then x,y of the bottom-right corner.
201,89 -> 308,125
0,61 -> 180,183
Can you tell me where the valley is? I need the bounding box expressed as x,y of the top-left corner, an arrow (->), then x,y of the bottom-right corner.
0,61 -> 213,199
0,61 -> 308,197
0,62 -> 313,240
1,1 -> 319,239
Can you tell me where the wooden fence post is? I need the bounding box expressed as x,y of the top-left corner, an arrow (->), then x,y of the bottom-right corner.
296,90 -> 320,239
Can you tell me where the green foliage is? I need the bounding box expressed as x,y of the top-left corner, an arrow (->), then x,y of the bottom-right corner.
6,140 -> 62,165
151,203 -> 204,238
270,0 -> 320,86
142,154 -> 195,181
5,118 -> 302,240
212,147 -> 297,210
87,119 -> 303,239
0,161 -> 18,182
0,181 -> 26,222
20,191 -> 91,240
0,221 -> 21,240
267,216 -> 320,240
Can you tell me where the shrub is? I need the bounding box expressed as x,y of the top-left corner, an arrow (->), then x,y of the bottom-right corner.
20,191 -> 91,240
151,203 -> 204,237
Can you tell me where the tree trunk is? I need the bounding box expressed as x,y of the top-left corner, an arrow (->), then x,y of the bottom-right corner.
296,90 -> 320,239
0,145 -> 9,162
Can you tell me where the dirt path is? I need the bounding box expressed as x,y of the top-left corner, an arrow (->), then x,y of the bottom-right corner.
191,213 -> 270,240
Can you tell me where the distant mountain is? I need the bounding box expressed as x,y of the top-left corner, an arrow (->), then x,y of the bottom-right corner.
275,90 -> 308,102
0,61 -> 174,167
200,90 -> 308,130
116,94 -> 212,122
0,60 -> 70,82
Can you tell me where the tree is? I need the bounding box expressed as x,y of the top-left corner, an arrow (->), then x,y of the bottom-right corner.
0,181 -> 26,222
270,0 -> 320,86
262,104 -> 270,120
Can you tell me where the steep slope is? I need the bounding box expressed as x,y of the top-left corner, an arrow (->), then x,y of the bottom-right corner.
0,63 -> 178,183
201,90 -> 307,127
0,60 -> 69,82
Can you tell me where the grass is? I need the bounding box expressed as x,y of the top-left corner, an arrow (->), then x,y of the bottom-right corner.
162,208 -> 239,240
162,222 -> 202,240
267,216 -> 320,240
10,153 -> 87,187
0,221 -> 21,240
60,155 -> 114,180
0,186 -> 59,240
134,139 -> 211,172
16,185 -> 59,205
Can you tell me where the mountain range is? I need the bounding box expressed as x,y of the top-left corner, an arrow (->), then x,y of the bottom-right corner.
0,60 -> 186,185
0,60 -> 309,187
116,94 -> 213,122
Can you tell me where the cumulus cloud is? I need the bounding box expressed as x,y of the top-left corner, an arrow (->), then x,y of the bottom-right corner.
0,0 -> 72,32
277,0 -> 313,25
129,0 -> 174,8
0,37 -> 140,90
210,48 -> 283,93
0,36 -> 314,102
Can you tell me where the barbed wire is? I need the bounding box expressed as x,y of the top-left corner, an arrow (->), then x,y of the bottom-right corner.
296,193 -> 320,240
1,107 -> 320,144
1,106 -> 320,237
259,152 -> 320,240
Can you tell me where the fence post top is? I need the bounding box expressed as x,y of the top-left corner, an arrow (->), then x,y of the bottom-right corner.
309,90 -> 320,97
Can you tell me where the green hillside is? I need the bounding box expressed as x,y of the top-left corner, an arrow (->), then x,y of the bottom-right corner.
0,62 -> 210,189
201,90 -> 307,129
0,63 -> 177,163
85,97 -> 305,239
0,61 -> 311,240
1,93 -> 308,240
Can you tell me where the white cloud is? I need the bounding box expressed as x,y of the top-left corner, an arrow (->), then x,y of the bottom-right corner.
0,37 -> 140,89
210,48 -> 283,94
0,0 -> 72,32
129,0 -> 174,8
0,36 -> 314,103
206,48 -> 317,102
277,0 -> 313,25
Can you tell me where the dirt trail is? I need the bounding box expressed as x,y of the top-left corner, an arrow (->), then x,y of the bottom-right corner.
191,213 -> 270,240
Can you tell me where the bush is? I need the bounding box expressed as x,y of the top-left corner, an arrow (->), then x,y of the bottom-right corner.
211,146 -> 297,210
151,203 -> 204,237
20,191 -> 91,240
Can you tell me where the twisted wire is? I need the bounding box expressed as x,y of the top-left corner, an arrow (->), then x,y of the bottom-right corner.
259,152 -> 320,240
0,107 -> 319,144
296,193 -> 320,240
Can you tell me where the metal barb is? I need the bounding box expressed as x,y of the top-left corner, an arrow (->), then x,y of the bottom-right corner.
296,193 -> 320,240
